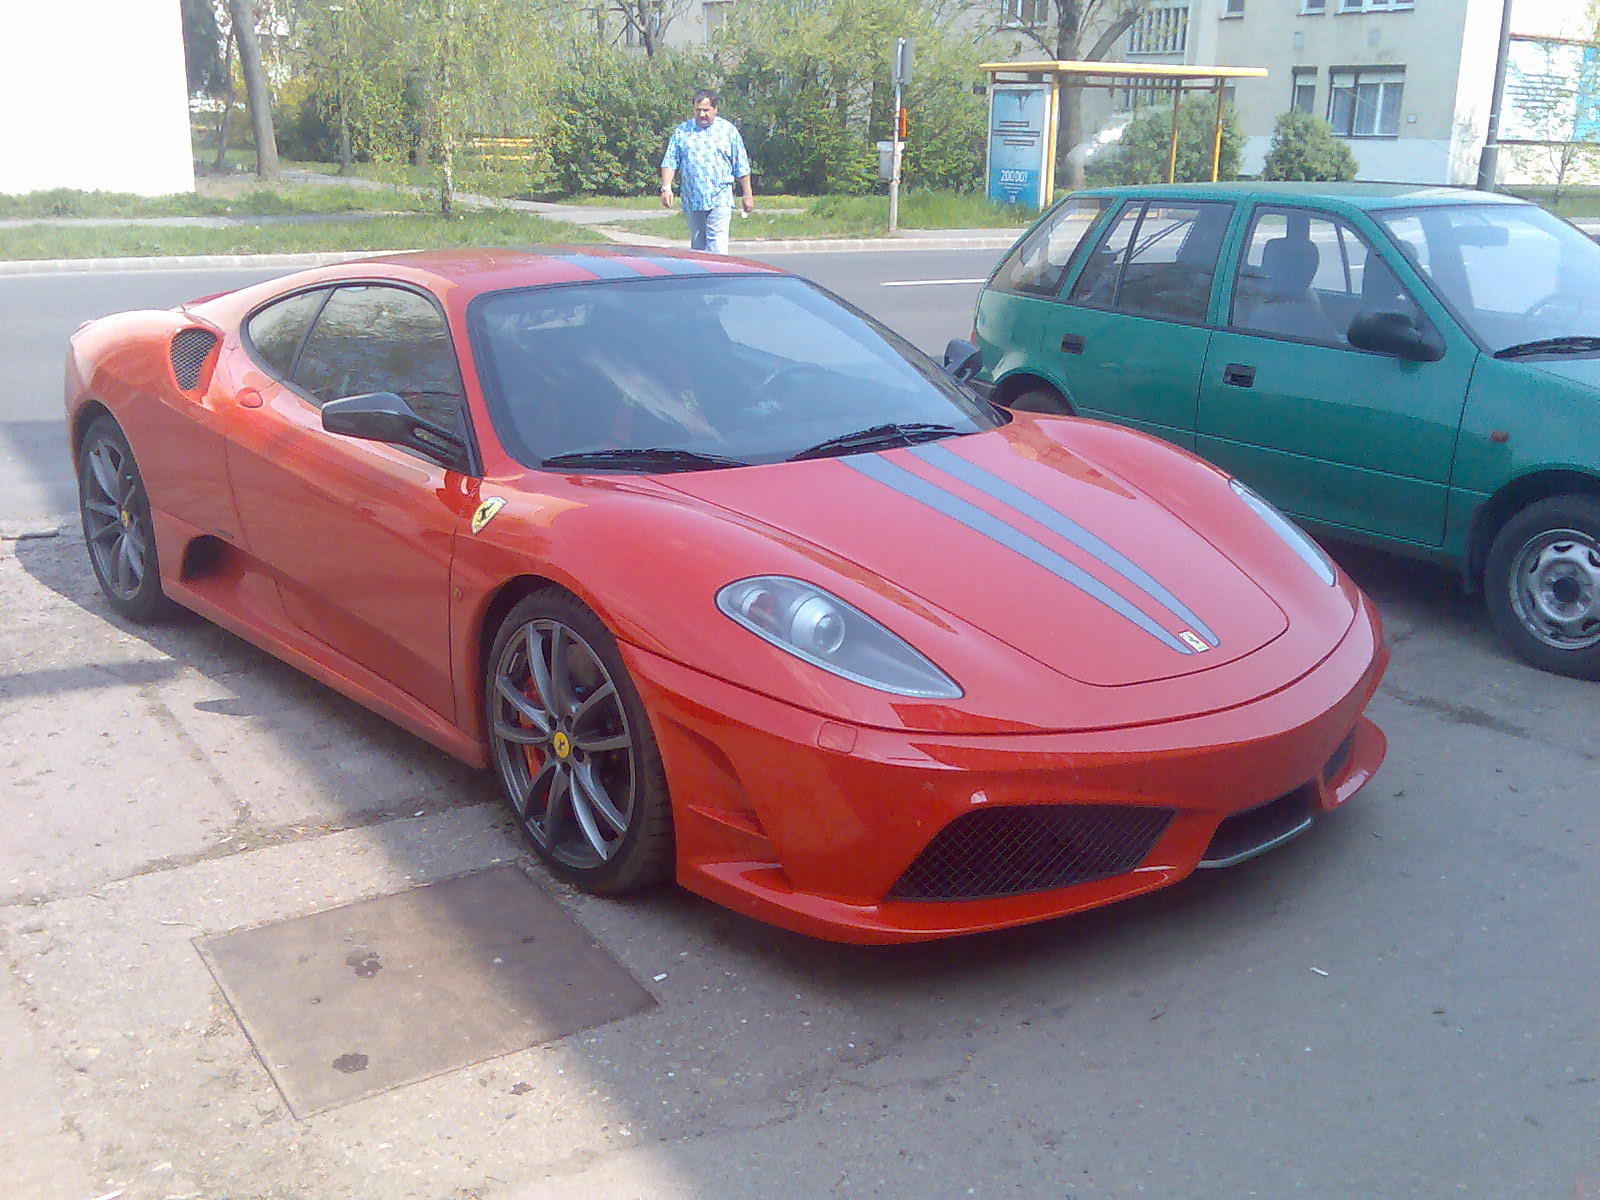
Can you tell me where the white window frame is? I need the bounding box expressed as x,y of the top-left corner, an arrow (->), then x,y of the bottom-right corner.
1328,66 -> 1404,137
1292,68 -> 1317,114
1223,0 -> 1245,17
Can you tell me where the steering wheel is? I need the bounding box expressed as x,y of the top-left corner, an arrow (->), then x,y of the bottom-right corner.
1523,291 -> 1586,322
754,363 -> 836,407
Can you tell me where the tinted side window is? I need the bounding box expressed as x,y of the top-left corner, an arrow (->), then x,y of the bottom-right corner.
1231,207 -> 1421,347
294,285 -> 465,430
244,289 -> 326,378
989,196 -> 1111,296
1069,201 -> 1231,322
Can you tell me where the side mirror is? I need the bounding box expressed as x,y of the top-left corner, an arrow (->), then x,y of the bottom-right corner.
1346,310 -> 1445,363
322,391 -> 471,472
942,338 -> 983,382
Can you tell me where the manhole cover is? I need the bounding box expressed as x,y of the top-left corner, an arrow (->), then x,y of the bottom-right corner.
196,865 -> 654,1115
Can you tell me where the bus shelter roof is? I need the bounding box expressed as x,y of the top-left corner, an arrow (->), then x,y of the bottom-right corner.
980,60 -> 1268,85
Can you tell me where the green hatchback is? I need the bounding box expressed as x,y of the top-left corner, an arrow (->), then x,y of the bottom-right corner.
970,181 -> 1600,678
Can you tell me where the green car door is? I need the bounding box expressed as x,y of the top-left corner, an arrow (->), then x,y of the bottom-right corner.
1195,204 -> 1476,548
1025,199 -> 1236,450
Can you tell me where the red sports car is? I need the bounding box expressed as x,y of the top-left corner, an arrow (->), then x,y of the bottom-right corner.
65,247 -> 1386,944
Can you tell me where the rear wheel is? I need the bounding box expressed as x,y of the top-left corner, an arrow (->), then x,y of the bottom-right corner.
77,416 -> 177,623
1484,494 -> 1600,679
485,591 -> 673,892
1005,385 -> 1073,416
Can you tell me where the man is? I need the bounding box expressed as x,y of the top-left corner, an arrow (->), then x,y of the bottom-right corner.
660,90 -> 754,255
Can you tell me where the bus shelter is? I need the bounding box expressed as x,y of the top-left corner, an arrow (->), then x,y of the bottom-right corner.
979,60 -> 1268,207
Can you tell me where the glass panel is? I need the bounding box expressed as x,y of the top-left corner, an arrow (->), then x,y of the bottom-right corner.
294,286 -> 464,431
989,195 -> 1111,296
468,275 -> 1000,468
1074,202 -> 1230,322
245,289 -> 326,379
1378,81 -> 1403,135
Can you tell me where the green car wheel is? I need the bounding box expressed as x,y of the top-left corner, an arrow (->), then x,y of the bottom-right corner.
1485,494 -> 1600,680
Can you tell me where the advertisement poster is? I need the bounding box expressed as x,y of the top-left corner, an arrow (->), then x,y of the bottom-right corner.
1502,36 -> 1600,144
987,83 -> 1052,208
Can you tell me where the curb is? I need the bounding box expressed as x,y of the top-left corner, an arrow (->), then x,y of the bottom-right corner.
0,234 -> 1015,276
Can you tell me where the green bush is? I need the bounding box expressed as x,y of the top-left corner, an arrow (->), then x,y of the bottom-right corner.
1088,97 -> 1242,186
720,67 -> 877,195
897,75 -> 987,192
1260,110 -> 1357,182
544,49 -> 706,197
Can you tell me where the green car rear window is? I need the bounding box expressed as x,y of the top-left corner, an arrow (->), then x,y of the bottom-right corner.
989,196 -> 1111,297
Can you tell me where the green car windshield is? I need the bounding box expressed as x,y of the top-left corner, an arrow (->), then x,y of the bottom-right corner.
1375,203 -> 1600,353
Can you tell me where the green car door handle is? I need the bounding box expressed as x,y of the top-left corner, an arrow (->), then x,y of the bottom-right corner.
1223,363 -> 1256,388
1060,333 -> 1085,354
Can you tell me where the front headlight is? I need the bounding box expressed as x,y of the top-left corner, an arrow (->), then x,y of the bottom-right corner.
716,576 -> 962,699
1231,479 -> 1336,586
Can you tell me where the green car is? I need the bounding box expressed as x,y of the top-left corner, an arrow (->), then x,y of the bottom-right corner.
970,182 -> 1600,679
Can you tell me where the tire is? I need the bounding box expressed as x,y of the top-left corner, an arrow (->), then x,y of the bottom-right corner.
77,416 -> 178,623
1005,386 -> 1073,416
485,590 -> 674,892
1484,494 -> 1600,679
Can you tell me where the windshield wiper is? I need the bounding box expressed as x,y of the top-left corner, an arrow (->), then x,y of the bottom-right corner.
788,422 -> 964,462
1493,335 -> 1600,360
539,447 -> 748,472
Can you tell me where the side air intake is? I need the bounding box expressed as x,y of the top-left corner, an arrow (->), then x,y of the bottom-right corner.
169,328 -> 218,390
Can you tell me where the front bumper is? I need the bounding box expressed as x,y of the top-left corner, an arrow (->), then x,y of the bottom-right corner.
624,598 -> 1387,944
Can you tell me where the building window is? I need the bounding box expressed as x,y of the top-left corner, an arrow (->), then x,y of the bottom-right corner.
1339,0 -> 1411,9
702,0 -> 730,42
1292,68 -> 1317,114
1000,0 -> 1048,27
1301,0 -> 1325,11
1328,66 -> 1404,136
1223,0 -> 1244,16
1128,5 -> 1189,55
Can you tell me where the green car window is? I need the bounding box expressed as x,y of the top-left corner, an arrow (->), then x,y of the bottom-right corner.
1231,206 -> 1418,348
1069,201 -> 1232,323
988,195 -> 1111,297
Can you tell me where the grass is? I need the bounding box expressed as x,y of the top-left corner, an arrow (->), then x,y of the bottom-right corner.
0,182 -> 427,219
1499,184 -> 1600,218
611,190 -> 1038,240
0,210 -> 604,261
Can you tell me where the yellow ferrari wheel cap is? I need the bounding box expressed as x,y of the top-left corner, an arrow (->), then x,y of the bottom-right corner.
551,731 -> 571,759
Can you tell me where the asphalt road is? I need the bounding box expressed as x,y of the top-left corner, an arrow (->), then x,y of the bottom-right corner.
0,251 -> 1594,1200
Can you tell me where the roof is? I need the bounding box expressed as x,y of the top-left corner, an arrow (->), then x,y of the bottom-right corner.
1071,181 -> 1536,212
980,59 -> 1268,83
322,246 -> 783,294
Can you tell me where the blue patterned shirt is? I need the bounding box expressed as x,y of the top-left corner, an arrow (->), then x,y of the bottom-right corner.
661,117 -> 750,212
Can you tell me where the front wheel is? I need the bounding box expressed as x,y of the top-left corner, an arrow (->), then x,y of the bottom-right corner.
1484,495 -> 1600,679
485,591 -> 674,892
1005,385 -> 1072,416
77,416 -> 177,623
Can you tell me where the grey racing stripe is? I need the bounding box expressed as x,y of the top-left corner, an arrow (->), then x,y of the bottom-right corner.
845,455 -> 1194,654
911,442 -> 1218,646
548,254 -> 644,280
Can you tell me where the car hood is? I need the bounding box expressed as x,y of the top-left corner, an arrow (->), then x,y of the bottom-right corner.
661,426 -> 1290,690
1512,354 -> 1600,392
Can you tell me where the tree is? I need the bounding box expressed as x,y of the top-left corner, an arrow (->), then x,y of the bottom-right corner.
228,0 -> 281,180
1260,110 -> 1356,182
318,0 -> 564,215
179,0 -> 228,97
1088,94 -> 1240,185
603,0 -> 694,57
1004,0 -> 1155,188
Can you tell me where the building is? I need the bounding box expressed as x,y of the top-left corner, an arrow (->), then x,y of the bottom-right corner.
0,0 -> 194,196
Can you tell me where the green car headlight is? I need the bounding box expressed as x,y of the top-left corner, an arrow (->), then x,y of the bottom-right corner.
716,576 -> 962,699
1231,479 -> 1336,586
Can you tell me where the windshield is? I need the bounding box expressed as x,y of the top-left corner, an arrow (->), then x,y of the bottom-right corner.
1375,203 -> 1600,352
467,274 -> 1001,470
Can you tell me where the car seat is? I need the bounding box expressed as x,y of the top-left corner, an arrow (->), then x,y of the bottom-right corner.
1235,235 -> 1340,341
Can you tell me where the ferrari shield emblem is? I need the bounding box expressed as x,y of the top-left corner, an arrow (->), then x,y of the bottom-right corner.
1179,631 -> 1211,653
471,497 -> 507,534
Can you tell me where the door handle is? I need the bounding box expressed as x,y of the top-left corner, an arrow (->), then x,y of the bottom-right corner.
1059,333 -> 1085,354
1222,363 -> 1256,388
236,386 -> 264,409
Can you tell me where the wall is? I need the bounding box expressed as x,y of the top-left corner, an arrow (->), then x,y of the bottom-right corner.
0,0 -> 195,196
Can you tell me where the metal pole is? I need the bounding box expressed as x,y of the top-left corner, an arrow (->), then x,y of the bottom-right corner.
889,78 -> 902,233
1210,80 -> 1226,181
1476,0 -> 1515,190
1166,82 -> 1182,183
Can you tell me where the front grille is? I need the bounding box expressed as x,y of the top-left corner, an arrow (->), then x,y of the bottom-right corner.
169,327 -> 218,390
1198,785 -> 1314,869
889,804 -> 1174,901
